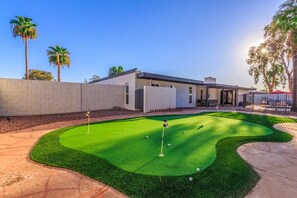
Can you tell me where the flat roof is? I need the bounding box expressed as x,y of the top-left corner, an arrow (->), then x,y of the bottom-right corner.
205,83 -> 256,90
90,68 -> 138,83
90,68 -> 256,91
137,72 -> 204,85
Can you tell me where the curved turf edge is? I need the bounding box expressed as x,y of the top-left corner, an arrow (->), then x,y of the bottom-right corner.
30,112 -> 294,197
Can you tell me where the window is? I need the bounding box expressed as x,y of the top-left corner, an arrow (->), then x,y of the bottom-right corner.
189,87 -> 193,103
170,85 -> 175,88
152,83 -> 159,87
125,83 -> 129,105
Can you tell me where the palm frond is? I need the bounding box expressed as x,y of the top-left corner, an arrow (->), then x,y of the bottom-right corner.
10,16 -> 38,40
46,45 -> 71,67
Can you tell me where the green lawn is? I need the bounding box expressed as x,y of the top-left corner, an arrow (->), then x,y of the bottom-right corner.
31,112 -> 295,197
59,115 -> 272,176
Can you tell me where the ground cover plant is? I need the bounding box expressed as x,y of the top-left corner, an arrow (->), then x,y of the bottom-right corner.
31,112 -> 295,197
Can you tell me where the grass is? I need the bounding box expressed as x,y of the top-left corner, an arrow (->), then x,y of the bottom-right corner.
59,115 -> 272,176
30,112 -> 295,197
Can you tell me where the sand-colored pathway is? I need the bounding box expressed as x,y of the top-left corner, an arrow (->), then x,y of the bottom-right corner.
0,109 -> 297,198
0,115 -> 137,198
238,122 -> 297,198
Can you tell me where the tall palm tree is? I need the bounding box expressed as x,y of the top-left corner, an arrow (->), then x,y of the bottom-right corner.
46,45 -> 71,82
10,16 -> 37,80
274,0 -> 297,111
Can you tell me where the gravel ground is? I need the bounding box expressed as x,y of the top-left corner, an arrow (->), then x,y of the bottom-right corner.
0,109 -> 138,133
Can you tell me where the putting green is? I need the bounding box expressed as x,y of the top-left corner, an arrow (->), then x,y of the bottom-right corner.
59,114 -> 272,176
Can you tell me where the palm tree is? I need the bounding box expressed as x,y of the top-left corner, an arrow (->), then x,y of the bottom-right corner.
46,45 -> 71,82
274,0 -> 297,111
10,16 -> 37,80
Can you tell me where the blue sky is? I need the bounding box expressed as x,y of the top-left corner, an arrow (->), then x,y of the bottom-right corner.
0,0 -> 284,89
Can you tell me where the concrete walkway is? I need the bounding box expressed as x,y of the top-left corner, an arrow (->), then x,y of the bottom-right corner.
238,123 -> 297,198
0,115 -> 135,198
0,109 -> 296,198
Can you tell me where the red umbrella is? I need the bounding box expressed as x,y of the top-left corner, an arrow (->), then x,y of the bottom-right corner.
271,90 -> 287,94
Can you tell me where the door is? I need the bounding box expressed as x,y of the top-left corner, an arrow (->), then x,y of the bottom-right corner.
224,91 -> 233,105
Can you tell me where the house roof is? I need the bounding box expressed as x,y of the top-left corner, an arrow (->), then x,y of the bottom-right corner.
91,67 -> 256,91
205,83 -> 256,91
90,68 -> 138,83
137,72 -> 204,85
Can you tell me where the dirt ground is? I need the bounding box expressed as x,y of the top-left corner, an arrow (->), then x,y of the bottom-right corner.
0,109 -> 138,133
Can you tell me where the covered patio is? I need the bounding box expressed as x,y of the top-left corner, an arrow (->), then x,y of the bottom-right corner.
196,84 -> 255,107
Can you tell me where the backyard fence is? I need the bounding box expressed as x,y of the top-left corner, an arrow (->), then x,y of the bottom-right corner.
0,78 -> 124,116
243,93 -> 292,113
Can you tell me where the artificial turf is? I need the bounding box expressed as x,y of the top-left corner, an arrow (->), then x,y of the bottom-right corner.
59,115 -> 273,176
30,112 -> 295,197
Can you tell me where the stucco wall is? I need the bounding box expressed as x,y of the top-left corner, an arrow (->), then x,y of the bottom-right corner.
143,86 -> 176,113
0,78 -> 124,116
136,78 -> 196,108
237,89 -> 250,105
94,72 -> 136,110
208,88 -> 221,101
196,85 -> 206,100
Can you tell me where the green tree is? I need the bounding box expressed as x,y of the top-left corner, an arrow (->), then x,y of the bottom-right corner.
84,74 -> 100,83
274,0 -> 297,111
264,21 -> 293,92
108,65 -> 124,76
46,45 -> 71,82
247,42 -> 286,93
23,69 -> 54,81
10,16 -> 37,80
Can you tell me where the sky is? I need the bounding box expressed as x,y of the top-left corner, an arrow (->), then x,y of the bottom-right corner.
0,0 -> 285,90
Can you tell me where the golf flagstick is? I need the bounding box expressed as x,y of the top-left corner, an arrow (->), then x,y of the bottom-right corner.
85,109 -> 91,134
216,105 -> 219,117
159,119 -> 169,157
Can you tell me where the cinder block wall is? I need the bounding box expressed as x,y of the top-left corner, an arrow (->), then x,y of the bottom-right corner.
0,78 -> 124,116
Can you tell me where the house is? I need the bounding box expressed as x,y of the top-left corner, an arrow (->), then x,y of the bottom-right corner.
91,68 -> 255,112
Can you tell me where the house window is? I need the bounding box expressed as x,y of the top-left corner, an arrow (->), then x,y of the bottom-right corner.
189,87 -> 193,103
170,85 -> 175,88
152,83 -> 159,87
125,83 -> 129,105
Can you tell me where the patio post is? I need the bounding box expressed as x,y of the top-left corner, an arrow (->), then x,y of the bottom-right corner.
285,92 -> 288,114
206,86 -> 209,107
221,88 -> 224,107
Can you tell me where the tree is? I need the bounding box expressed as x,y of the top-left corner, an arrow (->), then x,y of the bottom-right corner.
274,0 -> 297,111
23,69 -> 54,81
247,42 -> 286,93
84,75 -> 100,83
264,22 -> 293,92
10,16 -> 37,80
46,45 -> 71,82
108,65 -> 124,76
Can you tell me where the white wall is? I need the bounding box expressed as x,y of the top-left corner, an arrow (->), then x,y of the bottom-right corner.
143,86 -> 176,113
196,85 -> 206,100
208,88 -> 221,101
238,89 -> 250,105
136,78 -> 196,108
94,72 -> 136,110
